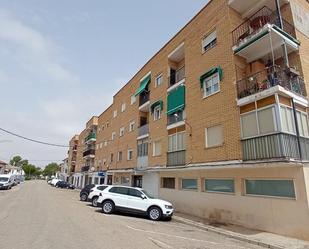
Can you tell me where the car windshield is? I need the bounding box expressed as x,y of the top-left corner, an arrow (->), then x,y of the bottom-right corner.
0,177 -> 9,182
141,190 -> 154,199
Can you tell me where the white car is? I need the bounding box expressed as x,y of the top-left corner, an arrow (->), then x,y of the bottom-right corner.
97,185 -> 174,221
87,185 -> 108,207
50,178 -> 61,186
0,174 -> 14,190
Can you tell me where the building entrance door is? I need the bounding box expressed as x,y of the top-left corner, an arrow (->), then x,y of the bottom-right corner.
133,175 -> 143,188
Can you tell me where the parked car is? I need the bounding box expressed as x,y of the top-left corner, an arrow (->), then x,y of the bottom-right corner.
97,186 -> 174,221
0,174 -> 14,190
55,181 -> 75,189
87,185 -> 108,207
50,178 -> 61,186
79,184 -> 95,201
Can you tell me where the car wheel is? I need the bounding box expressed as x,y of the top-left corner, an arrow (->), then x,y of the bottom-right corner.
148,206 -> 162,221
80,193 -> 88,202
102,200 -> 114,214
92,196 -> 99,207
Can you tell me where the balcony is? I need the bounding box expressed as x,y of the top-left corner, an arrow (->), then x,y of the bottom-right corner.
85,133 -> 96,143
167,110 -> 184,126
237,65 -> 306,99
168,66 -> 185,88
242,133 -> 309,161
83,149 -> 95,158
81,166 -> 90,172
232,7 -> 299,62
167,150 -> 186,167
138,124 -> 149,138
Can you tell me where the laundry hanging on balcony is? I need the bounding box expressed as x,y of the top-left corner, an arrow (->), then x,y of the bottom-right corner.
199,66 -> 223,88
135,74 -> 151,96
167,85 -> 185,115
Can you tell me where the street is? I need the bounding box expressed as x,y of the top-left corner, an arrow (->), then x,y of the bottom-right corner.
0,181 -> 264,249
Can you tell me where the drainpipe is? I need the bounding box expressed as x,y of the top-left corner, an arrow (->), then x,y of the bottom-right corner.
291,98 -> 302,160
275,0 -> 289,68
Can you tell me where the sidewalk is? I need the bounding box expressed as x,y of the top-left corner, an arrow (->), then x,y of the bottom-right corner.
173,212 -> 309,249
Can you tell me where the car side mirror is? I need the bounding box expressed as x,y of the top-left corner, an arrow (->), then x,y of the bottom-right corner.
141,194 -> 147,200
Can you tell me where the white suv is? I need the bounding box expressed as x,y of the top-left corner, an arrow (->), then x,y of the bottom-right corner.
87,185 -> 108,207
97,186 -> 174,221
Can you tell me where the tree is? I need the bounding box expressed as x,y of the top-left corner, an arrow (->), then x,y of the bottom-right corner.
43,163 -> 59,177
22,164 -> 37,178
10,155 -> 28,167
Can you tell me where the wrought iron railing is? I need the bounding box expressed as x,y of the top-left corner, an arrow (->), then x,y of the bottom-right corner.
83,149 -> 95,158
139,91 -> 150,106
237,65 -> 306,98
167,111 -> 184,125
168,66 -> 185,87
232,6 -> 296,47
81,166 -> 90,172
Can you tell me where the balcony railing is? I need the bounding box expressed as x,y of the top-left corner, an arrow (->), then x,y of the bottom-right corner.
138,124 -> 149,137
167,111 -> 184,126
167,150 -> 186,166
85,133 -> 96,143
237,65 -> 306,99
242,133 -> 309,161
168,66 -> 185,87
81,166 -> 90,172
139,91 -> 150,106
232,6 -> 296,47
83,149 -> 95,158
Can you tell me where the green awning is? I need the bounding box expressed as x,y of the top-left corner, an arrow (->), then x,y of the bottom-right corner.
167,85 -> 185,115
150,100 -> 163,113
135,75 -> 151,96
199,67 -> 223,88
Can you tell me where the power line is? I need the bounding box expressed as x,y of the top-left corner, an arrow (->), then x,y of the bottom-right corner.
0,127 -> 70,148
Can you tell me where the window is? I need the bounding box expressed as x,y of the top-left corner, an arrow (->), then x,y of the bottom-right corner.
168,132 -> 186,152
113,110 -> 117,118
129,121 -> 135,132
119,127 -> 125,137
97,186 -> 108,191
153,106 -> 161,121
241,106 -> 277,138
205,179 -> 235,193
109,187 -> 129,195
205,125 -> 223,148
182,179 -> 198,190
117,151 -> 123,162
131,95 -> 136,105
128,188 -> 143,197
127,149 -> 133,160
121,177 -> 130,185
202,30 -> 217,53
104,140 -> 108,147
155,73 -> 163,87
99,143 -> 103,149
203,73 -> 220,97
137,139 -> 148,157
245,179 -> 295,198
96,144 -> 99,150
280,106 -> 295,134
110,153 -> 114,163
296,111 -> 309,137
112,132 -> 116,140
152,141 -> 161,156
106,122 -> 109,128
121,103 -> 126,112
162,178 -> 175,189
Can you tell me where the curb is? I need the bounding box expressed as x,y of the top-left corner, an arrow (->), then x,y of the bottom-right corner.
173,215 -> 284,249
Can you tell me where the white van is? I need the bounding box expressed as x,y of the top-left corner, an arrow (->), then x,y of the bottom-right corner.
0,174 -> 14,190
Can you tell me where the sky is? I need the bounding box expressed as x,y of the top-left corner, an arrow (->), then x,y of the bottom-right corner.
0,0 -> 207,167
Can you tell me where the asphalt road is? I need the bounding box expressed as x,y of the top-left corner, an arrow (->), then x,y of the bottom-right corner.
0,181 -> 264,249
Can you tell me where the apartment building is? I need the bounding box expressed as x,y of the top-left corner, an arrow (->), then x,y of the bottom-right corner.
67,0 -> 309,239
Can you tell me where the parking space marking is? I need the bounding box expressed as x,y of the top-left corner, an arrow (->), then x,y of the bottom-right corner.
148,237 -> 173,249
126,225 -> 218,245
